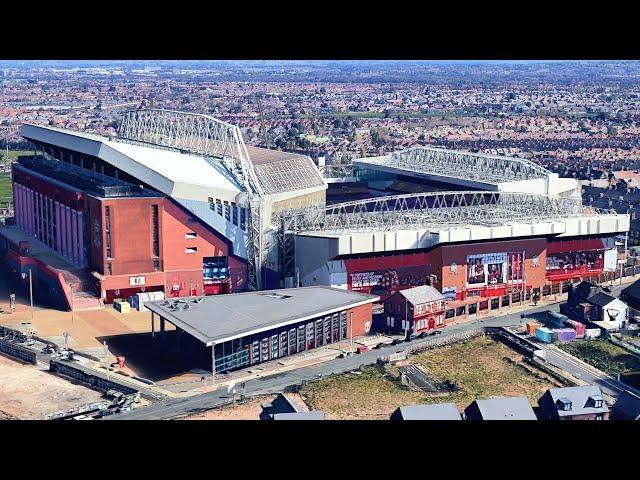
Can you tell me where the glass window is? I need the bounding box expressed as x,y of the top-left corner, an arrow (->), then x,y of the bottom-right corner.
288,328 -> 297,355
306,322 -> 314,350
240,208 -> 247,230
251,341 -> 260,364
261,338 -> 269,362
224,201 -> 230,221
298,325 -> 306,352
231,202 -> 238,226
280,332 -> 288,357
324,316 -> 332,344
340,311 -> 347,340
332,314 -> 340,342
315,319 -> 324,347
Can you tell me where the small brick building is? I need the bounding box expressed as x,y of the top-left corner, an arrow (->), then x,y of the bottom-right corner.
383,285 -> 446,336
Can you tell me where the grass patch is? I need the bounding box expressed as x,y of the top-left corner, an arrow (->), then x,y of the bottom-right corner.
0,174 -> 11,204
558,340 -> 640,376
300,336 -> 561,419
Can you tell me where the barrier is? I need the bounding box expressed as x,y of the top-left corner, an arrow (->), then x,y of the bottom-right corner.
0,338 -> 37,364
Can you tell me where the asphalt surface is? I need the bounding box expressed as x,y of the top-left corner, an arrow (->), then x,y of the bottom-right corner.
111,283 -> 634,420
398,365 -> 439,392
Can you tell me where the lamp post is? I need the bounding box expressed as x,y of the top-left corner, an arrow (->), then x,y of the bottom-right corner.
70,283 -> 75,324
349,311 -> 353,352
28,269 -> 34,324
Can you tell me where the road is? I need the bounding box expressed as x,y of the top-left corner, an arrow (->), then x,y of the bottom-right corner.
111,283 -> 632,420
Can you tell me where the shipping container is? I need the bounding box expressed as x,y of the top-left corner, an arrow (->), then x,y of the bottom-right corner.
563,319 -> 586,338
535,327 -> 554,343
526,322 -> 543,336
554,328 -> 576,342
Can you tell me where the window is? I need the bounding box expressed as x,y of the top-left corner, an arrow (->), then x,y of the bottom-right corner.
185,232 -> 197,239
251,341 -> 260,364
298,325 -> 306,352
340,311 -> 347,340
436,315 -> 444,326
231,202 -> 238,226
216,199 -> 222,216
288,328 -> 297,355
208,197 -> 215,212
185,247 -> 198,254
224,201 -> 230,221
153,260 -> 160,272
596,414 -> 603,420
240,208 -> 247,230
105,206 -> 112,259
107,263 -> 112,275
151,205 -> 160,258
280,332 -> 288,356
203,257 -> 228,279
315,319 -> 323,347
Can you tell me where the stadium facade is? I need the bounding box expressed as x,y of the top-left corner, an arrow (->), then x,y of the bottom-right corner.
0,109 -> 630,314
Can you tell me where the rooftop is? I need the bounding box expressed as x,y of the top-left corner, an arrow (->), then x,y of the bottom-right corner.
397,285 -> 445,306
144,286 -> 379,346
543,386 -> 610,417
466,396 -> 537,420
392,403 -> 461,420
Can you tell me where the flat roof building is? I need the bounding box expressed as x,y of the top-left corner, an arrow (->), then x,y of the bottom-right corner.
144,286 -> 378,374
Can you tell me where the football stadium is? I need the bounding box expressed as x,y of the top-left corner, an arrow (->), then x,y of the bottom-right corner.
0,109 -> 629,319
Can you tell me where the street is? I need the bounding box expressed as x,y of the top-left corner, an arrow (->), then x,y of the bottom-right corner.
111,283 -> 634,420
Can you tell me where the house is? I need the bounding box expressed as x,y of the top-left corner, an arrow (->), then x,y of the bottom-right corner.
611,390 -> 640,420
383,285 -> 446,336
464,396 -> 537,420
621,278 -> 640,316
563,281 -> 628,329
586,292 -> 628,330
390,403 -> 461,421
260,393 -> 325,420
537,386 -> 609,420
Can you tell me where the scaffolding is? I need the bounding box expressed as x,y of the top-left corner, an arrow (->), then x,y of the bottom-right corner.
356,146 -> 551,184
279,191 -> 590,234
276,190 -> 618,285
117,109 -> 265,290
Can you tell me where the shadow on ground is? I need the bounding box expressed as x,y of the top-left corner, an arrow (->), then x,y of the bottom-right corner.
96,331 -> 211,384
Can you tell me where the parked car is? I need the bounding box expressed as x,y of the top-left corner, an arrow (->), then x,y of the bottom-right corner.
356,345 -> 368,354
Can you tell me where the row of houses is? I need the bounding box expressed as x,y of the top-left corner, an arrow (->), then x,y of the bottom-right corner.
260,387 -> 640,421
392,386 -> 640,421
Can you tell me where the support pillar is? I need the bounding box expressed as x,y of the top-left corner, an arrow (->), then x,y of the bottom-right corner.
211,344 -> 216,385
151,312 -> 155,338
160,316 -> 165,342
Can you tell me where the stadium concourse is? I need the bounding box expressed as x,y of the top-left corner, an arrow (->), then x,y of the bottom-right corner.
0,109 -> 630,327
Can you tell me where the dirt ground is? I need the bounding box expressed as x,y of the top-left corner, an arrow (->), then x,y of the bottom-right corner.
300,336 -> 563,420
184,393 -> 309,420
0,354 -> 105,420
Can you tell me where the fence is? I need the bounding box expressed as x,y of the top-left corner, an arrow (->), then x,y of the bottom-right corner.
0,338 -> 37,364
49,358 -> 164,400
404,328 -> 484,357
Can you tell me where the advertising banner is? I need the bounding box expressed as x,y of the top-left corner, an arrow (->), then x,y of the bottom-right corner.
546,250 -> 604,277
603,248 -> 618,272
347,265 -> 430,302
466,252 -> 508,287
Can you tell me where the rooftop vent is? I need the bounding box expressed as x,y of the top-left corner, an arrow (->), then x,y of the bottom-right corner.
262,293 -> 292,300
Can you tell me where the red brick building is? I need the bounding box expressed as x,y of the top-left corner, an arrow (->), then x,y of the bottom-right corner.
383,285 -> 446,336
2,156 -> 246,309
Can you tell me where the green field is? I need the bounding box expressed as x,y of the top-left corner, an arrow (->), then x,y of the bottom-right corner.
0,174 -> 11,204
558,340 -> 640,376
300,336 -> 562,419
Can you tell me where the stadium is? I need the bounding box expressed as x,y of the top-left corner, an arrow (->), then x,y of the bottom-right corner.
0,109 -> 630,319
